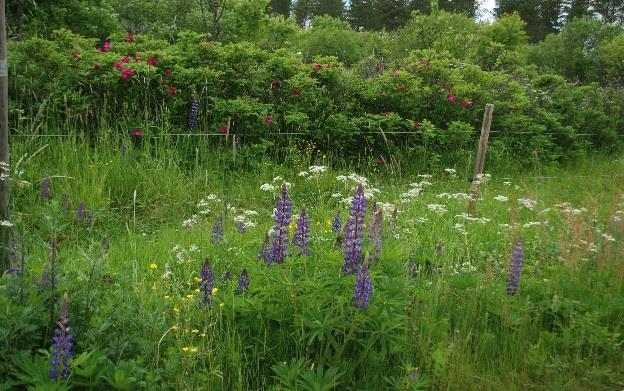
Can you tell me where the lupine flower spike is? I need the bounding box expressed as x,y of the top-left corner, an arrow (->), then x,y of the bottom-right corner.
342,184 -> 367,275
293,208 -> 311,255
211,215 -> 224,244
50,293 -> 73,380
236,269 -> 249,294
269,184 -> 292,264
198,258 -> 214,305
76,202 -> 86,223
188,98 -> 199,131
353,254 -> 373,308
332,210 -> 342,233
505,237 -> 525,296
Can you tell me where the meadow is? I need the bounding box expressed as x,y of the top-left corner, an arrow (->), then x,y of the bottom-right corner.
1,135 -> 623,390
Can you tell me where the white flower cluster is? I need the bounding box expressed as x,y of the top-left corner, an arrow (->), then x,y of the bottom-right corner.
555,202 -> 587,215
260,183 -> 275,192
336,173 -> 368,186
444,168 -> 457,177
401,181 -> 432,202
182,214 -> 198,228
427,204 -> 447,215
455,213 -> 490,224
298,165 -> 327,180
493,195 -> 509,202
196,194 -> 221,215
437,192 -> 471,200
171,243 -> 199,264
518,197 -> 537,210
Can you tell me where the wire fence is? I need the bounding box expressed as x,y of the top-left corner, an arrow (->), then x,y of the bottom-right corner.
9,131 -> 624,138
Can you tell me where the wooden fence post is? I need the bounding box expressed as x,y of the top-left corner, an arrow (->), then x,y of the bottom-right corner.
0,0 -> 10,271
467,104 -> 494,216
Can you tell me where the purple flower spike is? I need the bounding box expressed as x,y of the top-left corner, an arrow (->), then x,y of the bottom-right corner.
188,98 -> 199,131
505,237 -> 524,296
370,211 -> 383,262
198,258 -> 214,305
353,256 -> 372,308
342,184 -> 367,275
41,177 -> 50,202
76,202 -> 86,223
50,293 -> 73,380
293,208 -> 311,255
212,215 -> 224,244
332,210 -> 342,233
269,184 -> 292,264
236,269 -> 249,294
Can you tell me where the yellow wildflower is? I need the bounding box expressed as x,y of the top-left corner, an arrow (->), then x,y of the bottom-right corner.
211,287 -> 218,295
191,329 -> 199,334
182,347 -> 189,352
186,294 -> 194,299
164,295 -> 171,300
194,288 -> 200,293
219,303 -> 225,309
149,262 -> 158,270
190,347 -> 198,353
173,306 -> 180,314
194,277 -> 202,283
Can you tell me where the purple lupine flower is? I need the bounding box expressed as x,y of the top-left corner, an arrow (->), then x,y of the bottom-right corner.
236,269 -> 249,294
342,184 -> 367,275
222,270 -> 232,282
332,210 -> 342,233
41,177 -> 51,202
293,208 -> 311,255
76,202 -> 86,223
505,237 -> 524,296
269,184 -> 292,264
258,230 -> 271,263
211,215 -> 224,244
188,98 -> 199,131
198,258 -> 214,305
371,211 -> 383,261
236,221 -> 247,234
50,293 -> 72,380
352,256 -> 372,308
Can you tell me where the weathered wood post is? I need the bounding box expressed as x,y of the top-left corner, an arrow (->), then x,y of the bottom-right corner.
467,104 -> 494,216
0,0 -> 10,271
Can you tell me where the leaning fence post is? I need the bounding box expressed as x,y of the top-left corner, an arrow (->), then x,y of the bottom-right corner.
467,104 -> 494,216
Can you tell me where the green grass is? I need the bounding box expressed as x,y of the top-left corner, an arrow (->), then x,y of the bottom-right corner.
1,137 -> 623,390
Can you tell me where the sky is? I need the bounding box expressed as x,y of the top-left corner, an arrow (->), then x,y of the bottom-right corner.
481,0 -> 496,21
479,0 -> 497,22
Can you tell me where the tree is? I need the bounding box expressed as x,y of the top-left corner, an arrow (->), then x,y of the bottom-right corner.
591,0 -> 624,24
348,0 -> 379,30
269,0 -> 292,17
315,0 -> 345,18
496,0 -> 564,42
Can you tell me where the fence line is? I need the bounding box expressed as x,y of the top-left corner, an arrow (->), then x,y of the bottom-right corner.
9,131 -> 624,138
